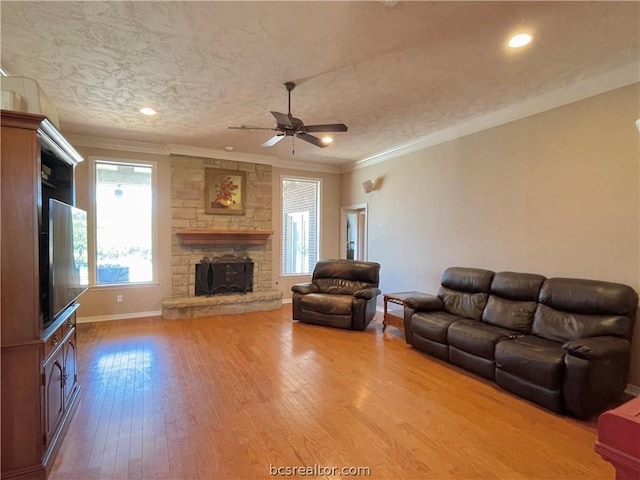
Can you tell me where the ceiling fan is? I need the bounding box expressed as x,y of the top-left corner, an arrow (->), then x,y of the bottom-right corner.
228,82 -> 348,149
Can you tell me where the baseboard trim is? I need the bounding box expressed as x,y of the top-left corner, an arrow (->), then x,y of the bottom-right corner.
282,298 -> 292,304
625,384 -> 640,397
77,310 -> 162,323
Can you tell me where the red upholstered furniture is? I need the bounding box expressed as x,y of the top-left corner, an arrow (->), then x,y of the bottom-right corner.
595,397 -> 640,480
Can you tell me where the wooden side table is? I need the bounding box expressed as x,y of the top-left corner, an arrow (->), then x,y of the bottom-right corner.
383,291 -> 431,333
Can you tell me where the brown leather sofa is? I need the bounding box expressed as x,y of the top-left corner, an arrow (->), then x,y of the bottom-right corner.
292,259 -> 381,330
404,267 -> 638,419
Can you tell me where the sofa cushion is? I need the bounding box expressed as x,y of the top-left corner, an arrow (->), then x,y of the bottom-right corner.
533,278 -> 638,342
490,272 -> 546,301
439,287 -> 489,320
435,267 -> 494,320
448,320 -> 515,360
300,293 -> 352,315
312,259 -> 380,285
495,335 -> 565,390
441,267 -> 494,293
481,271 -> 545,332
482,296 -> 538,333
410,311 -> 462,344
538,278 -> 638,318
314,278 -> 370,295
531,304 -> 630,343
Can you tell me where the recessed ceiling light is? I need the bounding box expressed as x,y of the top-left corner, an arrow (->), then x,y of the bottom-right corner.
321,136 -> 333,145
508,33 -> 532,48
139,107 -> 157,116
224,146 -> 234,151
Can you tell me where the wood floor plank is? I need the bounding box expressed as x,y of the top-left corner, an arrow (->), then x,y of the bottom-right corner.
49,306 -> 614,479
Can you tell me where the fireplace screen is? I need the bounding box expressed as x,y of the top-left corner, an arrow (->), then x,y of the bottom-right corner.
195,255 -> 254,296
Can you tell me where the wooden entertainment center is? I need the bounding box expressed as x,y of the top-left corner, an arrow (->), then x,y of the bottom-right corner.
1,110 -> 84,479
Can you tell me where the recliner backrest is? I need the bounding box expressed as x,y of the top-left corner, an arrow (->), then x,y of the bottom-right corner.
482,271 -> 546,333
532,278 -> 638,342
437,267 -> 494,320
312,259 -> 380,295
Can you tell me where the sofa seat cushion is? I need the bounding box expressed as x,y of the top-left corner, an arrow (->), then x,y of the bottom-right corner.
448,320 -> 515,360
495,335 -> 565,390
410,311 -> 463,343
300,293 -> 352,315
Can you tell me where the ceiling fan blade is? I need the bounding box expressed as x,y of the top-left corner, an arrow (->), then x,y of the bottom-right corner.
261,134 -> 286,147
270,111 -> 293,127
302,123 -> 348,133
228,125 -> 274,131
296,132 -> 327,148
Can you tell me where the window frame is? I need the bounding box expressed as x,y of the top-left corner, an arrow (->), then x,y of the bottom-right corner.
280,175 -> 322,277
90,157 -> 158,288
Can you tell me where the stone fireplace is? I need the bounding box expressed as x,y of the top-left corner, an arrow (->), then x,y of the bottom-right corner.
162,155 -> 282,319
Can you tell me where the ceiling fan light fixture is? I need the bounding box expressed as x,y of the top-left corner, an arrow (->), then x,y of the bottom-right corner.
229,81 -> 347,152
139,107 -> 157,116
508,33 -> 532,48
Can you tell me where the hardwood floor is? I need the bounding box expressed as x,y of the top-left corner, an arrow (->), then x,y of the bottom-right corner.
50,306 -> 612,479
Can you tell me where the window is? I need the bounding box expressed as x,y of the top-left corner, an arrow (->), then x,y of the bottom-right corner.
282,177 -> 320,275
94,160 -> 155,285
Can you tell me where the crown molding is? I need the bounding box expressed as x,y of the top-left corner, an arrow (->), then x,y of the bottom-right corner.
162,143 -> 341,173
62,135 -> 341,172
346,62 -> 640,172
65,134 -> 170,155
275,158 -> 342,174
166,143 -> 277,165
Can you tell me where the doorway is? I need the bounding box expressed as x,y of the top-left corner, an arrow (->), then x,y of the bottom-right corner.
340,204 -> 368,261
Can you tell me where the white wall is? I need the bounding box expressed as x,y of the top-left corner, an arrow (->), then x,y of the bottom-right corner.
342,83 -> 640,386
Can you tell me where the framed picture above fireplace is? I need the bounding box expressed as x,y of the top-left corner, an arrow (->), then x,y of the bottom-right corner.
205,168 -> 246,215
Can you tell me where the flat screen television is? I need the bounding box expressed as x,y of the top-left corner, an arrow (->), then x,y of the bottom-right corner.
49,199 -> 88,323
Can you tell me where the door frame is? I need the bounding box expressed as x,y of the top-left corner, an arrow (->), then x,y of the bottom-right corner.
339,203 -> 368,261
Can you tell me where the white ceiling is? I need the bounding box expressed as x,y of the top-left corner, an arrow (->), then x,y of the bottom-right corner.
1,1 -> 639,168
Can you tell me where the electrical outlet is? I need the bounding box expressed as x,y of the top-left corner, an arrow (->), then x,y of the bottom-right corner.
116,295 -> 123,303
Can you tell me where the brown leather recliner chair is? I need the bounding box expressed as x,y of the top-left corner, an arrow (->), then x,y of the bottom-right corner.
291,259 -> 381,330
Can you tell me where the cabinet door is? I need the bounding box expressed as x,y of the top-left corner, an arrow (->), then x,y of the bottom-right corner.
63,330 -> 77,402
43,349 -> 65,445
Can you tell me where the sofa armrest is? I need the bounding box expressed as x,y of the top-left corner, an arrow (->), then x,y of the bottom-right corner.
404,295 -> 443,312
354,287 -> 382,300
563,336 -> 631,418
291,282 -> 319,295
563,336 -> 630,360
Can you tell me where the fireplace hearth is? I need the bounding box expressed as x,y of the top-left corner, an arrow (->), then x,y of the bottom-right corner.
195,255 -> 254,296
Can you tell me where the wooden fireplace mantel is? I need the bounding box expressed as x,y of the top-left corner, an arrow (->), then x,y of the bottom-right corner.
176,228 -> 274,246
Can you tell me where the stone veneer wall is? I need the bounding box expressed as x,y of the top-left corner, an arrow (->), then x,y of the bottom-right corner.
170,155 -> 273,298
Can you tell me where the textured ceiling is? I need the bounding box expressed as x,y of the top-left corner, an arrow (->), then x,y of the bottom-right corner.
1,1 -> 639,167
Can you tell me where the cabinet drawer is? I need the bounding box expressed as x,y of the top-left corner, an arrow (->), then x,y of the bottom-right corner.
61,314 -> 75,337
43,324 -> 64,361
